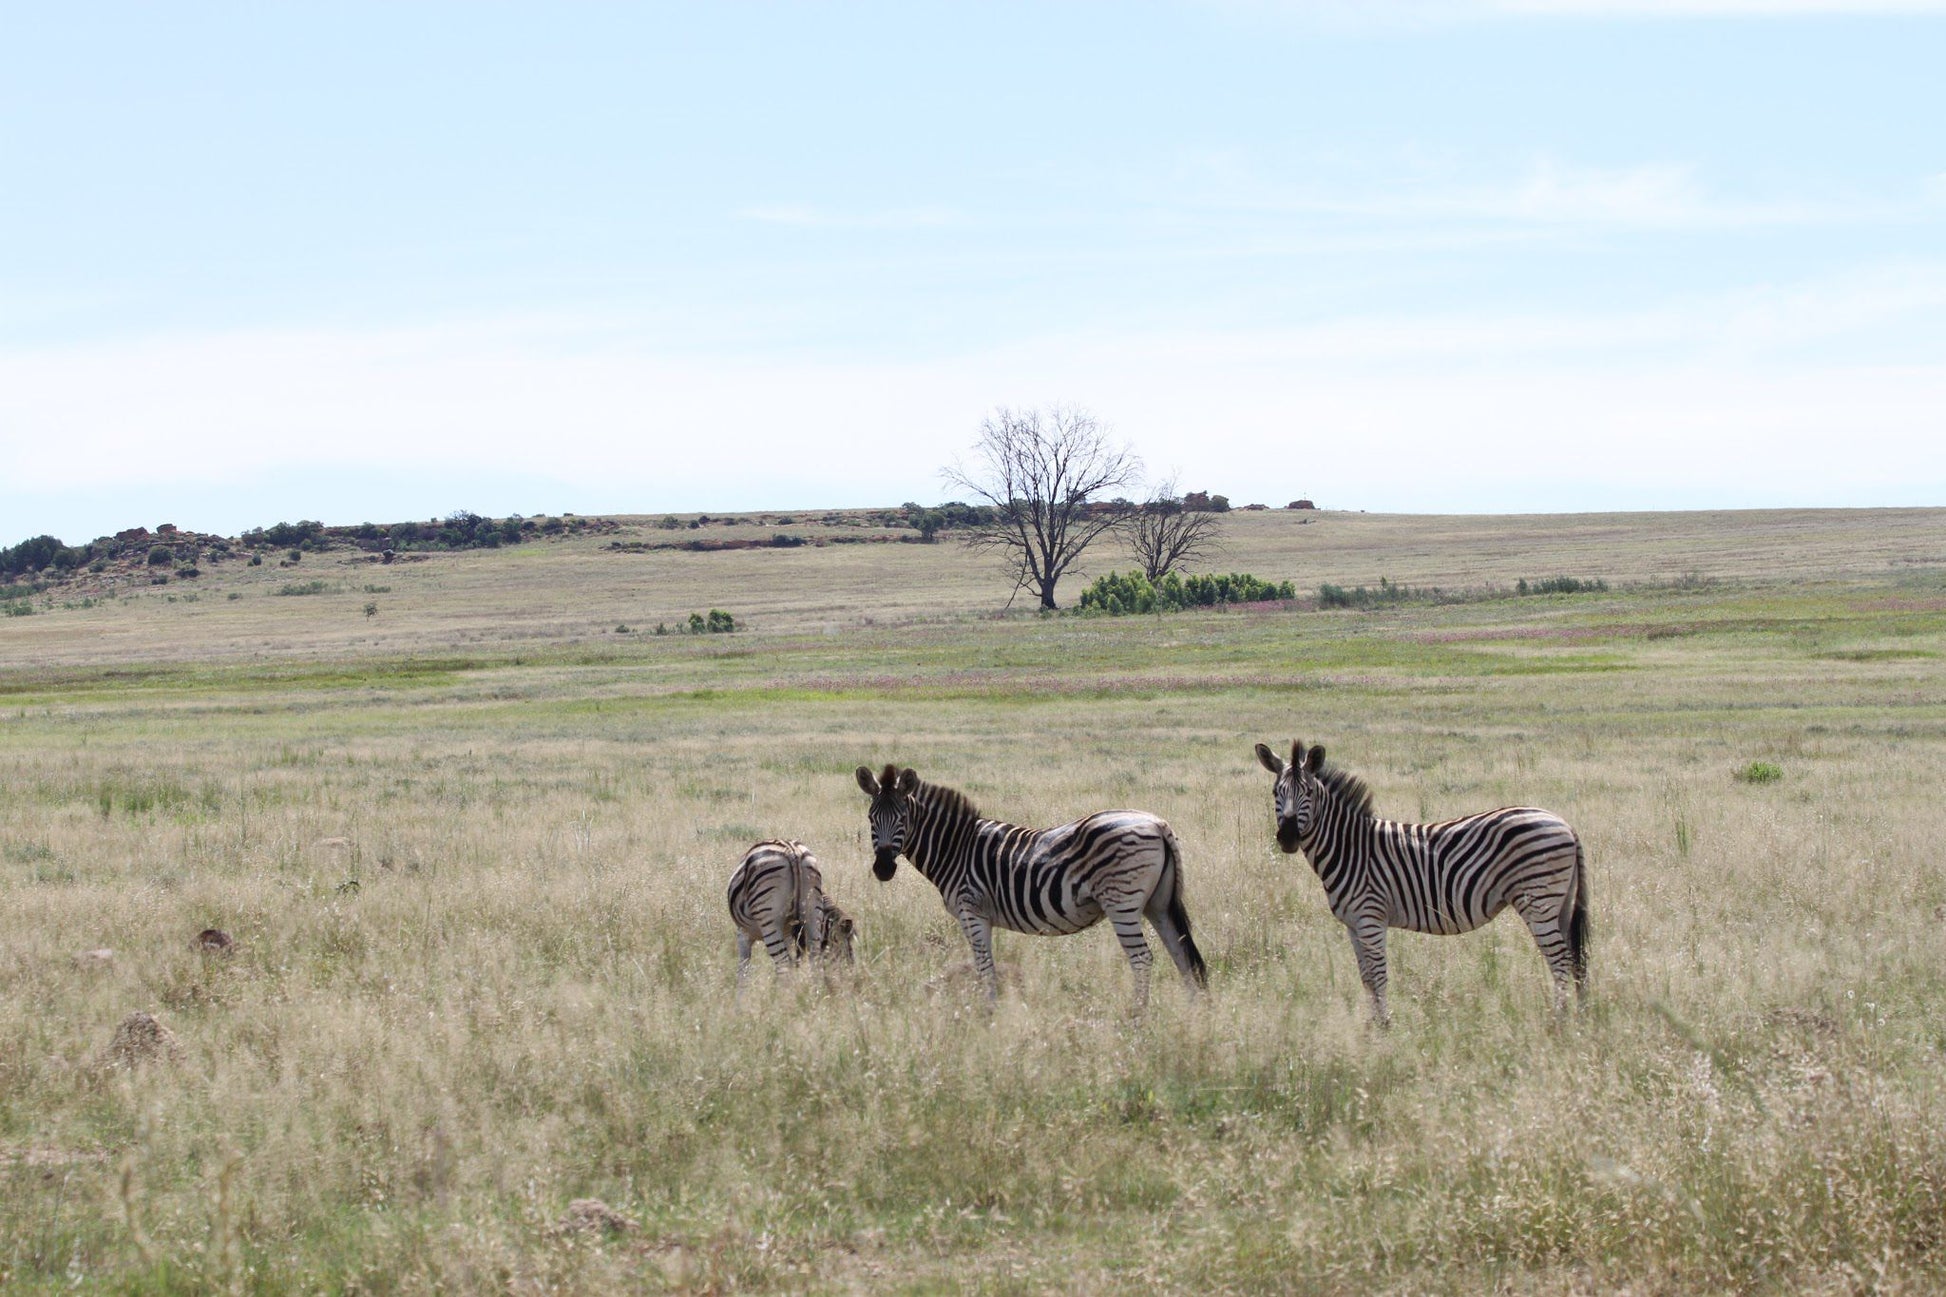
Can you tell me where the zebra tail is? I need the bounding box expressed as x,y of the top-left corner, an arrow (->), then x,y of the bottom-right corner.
1164,832 -> 1209,990
1567,837 -> 1591,992
789,849 -> 813,958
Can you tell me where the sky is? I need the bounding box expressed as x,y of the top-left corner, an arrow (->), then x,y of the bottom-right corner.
3,1 -> 1944,543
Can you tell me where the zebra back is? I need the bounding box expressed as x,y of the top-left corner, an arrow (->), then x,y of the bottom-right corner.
728,839 -> 834,955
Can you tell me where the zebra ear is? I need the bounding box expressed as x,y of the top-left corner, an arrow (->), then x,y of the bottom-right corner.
855,766 -> 878,796
896,767 -> 920,794
1305,744 -> 1326,773
1254,743 -> 1285,775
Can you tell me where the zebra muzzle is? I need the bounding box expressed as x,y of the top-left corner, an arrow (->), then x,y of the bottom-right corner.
872,848 -> 899,881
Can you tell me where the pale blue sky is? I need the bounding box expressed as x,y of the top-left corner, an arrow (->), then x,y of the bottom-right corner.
4,2 -> 1944,542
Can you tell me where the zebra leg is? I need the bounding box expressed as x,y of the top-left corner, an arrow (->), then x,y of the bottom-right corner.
1512,891 -> 1577,1015
1347,918 -> 1391,1028
956,909 -> 1001,1003
1142,894 -> 1204,996
735,930 -> 754,995
1107,907 -> 1155,1015
761,920 -> 797,975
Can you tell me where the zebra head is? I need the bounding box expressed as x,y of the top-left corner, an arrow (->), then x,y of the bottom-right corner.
820,899 -> 857,964
1255,740 -> 1326,852
855,763 -> 919,880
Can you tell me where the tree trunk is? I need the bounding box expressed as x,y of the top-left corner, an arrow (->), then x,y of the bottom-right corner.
1038,583 -> 1058,610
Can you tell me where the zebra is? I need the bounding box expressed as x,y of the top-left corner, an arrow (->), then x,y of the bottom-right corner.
1253,740 -> 1588,1025
854,764 -> 1207,1011
726,839 -> 856,987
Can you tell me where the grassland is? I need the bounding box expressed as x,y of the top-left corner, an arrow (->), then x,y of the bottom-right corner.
2,508 -> 1944,1293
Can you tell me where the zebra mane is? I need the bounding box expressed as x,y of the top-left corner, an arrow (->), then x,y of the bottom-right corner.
1315,762 -> 1376,819
912,773 -> 980,823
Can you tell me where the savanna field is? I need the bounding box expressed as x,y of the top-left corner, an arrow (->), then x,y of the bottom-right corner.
2,507 -> 1944,1294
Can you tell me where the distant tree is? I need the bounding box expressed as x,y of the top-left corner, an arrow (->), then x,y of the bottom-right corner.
942,406 -> 1141,610
1125,475 -> 1225,582
912,509 -> 946,542
1,535 -> 71,577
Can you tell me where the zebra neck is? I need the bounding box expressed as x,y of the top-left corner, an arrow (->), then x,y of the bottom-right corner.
902,785 -> 982,882
1299,798 -> 1378,880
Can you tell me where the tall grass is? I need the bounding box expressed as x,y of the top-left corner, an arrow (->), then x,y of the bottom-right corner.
2,514 -> 1944,1290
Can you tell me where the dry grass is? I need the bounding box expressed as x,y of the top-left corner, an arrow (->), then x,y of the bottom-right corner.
2,508 -> 1944,1292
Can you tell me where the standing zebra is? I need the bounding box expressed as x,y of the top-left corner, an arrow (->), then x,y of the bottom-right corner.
727,839 -> 856,987
855,764 -> 1207,1011
1254,740 -> 1588,1025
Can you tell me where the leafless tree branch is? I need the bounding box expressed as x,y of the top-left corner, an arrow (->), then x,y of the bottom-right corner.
942,406 -> 1142,610
1126,474 -> 1225,582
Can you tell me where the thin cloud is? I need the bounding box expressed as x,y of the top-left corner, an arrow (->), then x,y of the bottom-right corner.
1492,0 -> 1946,14
5,262 -> 1943,528
1180,157 -> 1936,233
733,203 -> 965,230
1226,0 -> 1946,24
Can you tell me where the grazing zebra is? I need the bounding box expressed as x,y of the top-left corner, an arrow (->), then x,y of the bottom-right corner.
1254,740 -> 1588,1025
854,764 -> 1207,1011
726,839 -> 856,986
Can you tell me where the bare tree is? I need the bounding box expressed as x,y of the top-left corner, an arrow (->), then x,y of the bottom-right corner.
1126,475 -> 1225,582
943,406 -> 1142,610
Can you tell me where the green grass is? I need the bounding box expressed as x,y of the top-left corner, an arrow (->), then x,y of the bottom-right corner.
2,509 -> 1945,1291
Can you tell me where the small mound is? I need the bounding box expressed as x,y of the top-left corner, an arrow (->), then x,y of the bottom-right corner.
554,1198 -> 638,1235
100,1012 -> 183,1070
195,928 -> 234,954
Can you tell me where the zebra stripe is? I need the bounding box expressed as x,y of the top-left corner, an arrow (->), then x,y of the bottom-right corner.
1254,740 -> 1588,1025
726,839 -> 855,988
855,764 -> 1207,1010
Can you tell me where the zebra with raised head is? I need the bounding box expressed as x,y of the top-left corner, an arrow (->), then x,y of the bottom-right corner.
1254,740 -> 1588,1025
854,764 -> 1207,1011
727,839 -> 855,987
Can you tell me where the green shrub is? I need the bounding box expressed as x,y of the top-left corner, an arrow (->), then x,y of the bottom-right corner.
245,520 -> 326,549
1736,761 -> 1784,784
1518,576 -> 1608,595
276,580 -> 331,596
1078,571 -> 1296,615
1318,577 -> 1427,609
708,609 -> 735,633
147,545 -> 175,566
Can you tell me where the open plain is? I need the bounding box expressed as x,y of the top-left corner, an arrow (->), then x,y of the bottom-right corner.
2,507 -> 1944,1293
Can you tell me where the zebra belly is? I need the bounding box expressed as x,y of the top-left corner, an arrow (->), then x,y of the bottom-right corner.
1390,907 -> 1496,937
969,892 -> 1103,936
1013,897 -> 1100,936
1385,876 -> 1504,934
